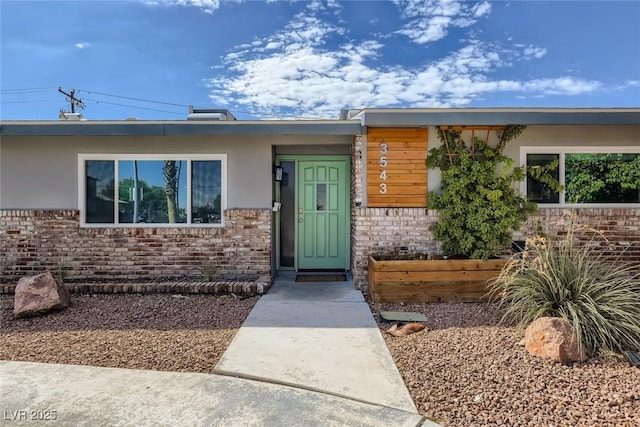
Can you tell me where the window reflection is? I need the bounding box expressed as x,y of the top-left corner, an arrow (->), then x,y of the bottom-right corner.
192,161 -> 222,224
83,157 -> 224,226
527,154 -> 559,203
566,153 -> 640,203
118,160 -> 187,224
86,160 -> 115,223
526,152 -> 640,204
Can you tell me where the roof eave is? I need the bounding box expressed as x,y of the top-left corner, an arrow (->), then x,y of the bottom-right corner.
0,121 -> 364,137
359,111 -> 640,126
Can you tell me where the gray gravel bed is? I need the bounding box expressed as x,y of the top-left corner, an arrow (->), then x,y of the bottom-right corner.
369,301 -> 640,427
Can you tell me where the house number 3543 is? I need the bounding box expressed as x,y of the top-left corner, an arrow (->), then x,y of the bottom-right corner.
379,143 -> 388,193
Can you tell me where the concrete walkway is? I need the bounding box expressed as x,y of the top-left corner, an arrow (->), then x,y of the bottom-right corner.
1,273 -> 436,426
1,361 -> 423,427
215,272 -> 420,413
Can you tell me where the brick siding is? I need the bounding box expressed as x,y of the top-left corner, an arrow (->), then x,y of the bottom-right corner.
351,207 -> 441,290
0,209 -> 271,285
350,207 -> 640,292
515,208 -> 640,263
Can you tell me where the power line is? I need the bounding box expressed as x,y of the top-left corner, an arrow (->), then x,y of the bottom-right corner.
0,98 -> 183,116
1,89 -> 53,95
4,85 -> 330,120
0,100 -> 60,104
74,88 -> 267,118
76,88 -> 190,108
70,87 -> 313,119
0,86 -> 57,93
82,97 -> 185,116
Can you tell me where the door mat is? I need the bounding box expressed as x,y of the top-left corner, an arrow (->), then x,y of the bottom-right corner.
295,274 -> 347,282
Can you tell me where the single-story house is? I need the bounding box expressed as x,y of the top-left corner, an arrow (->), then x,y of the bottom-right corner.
1,108 -> 639,290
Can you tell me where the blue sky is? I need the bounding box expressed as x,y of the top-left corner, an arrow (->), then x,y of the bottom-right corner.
1,0 -> 639,120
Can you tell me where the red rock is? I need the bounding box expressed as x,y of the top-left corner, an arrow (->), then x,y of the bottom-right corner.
525,317 -> 586,364
387,322 -> 427,337
13,272 -> 72,318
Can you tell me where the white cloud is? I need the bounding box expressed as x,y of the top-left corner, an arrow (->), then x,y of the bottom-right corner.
145,0 -> 221,14
472,1 -> 492,17
393,0 -> 492,44
517,44 -> 547,59
206,1 -> 604,118
612,80 -> 640,91
75,42 -> 90,49
520,77 -> 601,95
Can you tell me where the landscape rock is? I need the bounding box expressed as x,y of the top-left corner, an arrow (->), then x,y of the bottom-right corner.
524,317 -> 586,364
386,322 -> 427,337
14,272 -> 72,318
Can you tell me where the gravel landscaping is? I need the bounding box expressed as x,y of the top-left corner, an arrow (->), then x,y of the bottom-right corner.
3,292 -> 639,426
370,301 -> 640,427
0,293 -> 256,373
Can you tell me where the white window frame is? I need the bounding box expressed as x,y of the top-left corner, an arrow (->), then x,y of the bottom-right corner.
78,154 -> 227,228
520,146 -> 640,208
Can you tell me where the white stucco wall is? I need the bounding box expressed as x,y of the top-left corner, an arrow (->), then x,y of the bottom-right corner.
504,125 -> 640,158
0,134 -> 351,210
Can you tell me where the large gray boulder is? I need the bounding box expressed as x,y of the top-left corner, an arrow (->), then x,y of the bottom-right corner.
525,316 -> 586,364
14,272 -> 72,318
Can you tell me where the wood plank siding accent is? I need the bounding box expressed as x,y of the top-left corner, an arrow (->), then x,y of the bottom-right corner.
366,128 -> 428,207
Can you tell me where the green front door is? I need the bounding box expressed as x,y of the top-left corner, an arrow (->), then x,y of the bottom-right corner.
298,160 -> 349,270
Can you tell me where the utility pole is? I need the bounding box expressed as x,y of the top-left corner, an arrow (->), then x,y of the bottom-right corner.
58,87 -> 85,113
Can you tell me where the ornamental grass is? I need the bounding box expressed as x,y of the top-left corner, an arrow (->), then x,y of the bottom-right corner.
490,210 -> 640,357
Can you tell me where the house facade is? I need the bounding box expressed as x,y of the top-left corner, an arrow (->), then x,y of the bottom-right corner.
1,108 -> 639,290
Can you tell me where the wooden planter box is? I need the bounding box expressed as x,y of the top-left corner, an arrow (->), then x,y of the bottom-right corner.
368,256 -> 507,303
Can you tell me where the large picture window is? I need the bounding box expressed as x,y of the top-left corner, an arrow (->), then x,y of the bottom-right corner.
522,148 -> 640,206
80,155 -> 226,226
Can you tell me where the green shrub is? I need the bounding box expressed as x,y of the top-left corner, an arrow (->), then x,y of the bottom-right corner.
490,211 -> 640,356
427,125 -> 553,259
